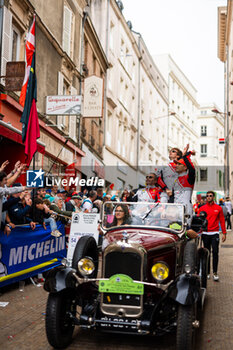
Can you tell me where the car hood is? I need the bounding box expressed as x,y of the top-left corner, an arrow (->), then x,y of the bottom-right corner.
104,228 -> 179,252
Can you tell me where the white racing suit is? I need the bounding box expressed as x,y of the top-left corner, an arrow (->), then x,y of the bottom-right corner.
174,154 -> 195,225
156,162 -> 178,203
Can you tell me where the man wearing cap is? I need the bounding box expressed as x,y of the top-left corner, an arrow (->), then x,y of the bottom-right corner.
6,183 -> 36,229
174,151 -> 196,222
0,172 -> 29,234
66,194 -> 83,212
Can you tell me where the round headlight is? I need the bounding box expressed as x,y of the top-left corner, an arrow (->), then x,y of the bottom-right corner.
151,262 -> 169,281
77,257 -> 95,276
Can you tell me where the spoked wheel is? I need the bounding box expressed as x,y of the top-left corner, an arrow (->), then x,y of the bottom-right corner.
45,289 -> 76,349
176,303 -> 197,350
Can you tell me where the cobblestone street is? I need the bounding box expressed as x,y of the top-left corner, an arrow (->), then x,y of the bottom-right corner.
0,231 -> 233,350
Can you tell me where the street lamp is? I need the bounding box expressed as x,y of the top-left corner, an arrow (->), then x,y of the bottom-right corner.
154,111 -> 176,151
211,108 -> 230,196
154,111 -> 176,120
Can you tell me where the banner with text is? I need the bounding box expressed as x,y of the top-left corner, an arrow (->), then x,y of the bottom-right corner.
46,95 -> 81,115
67,212 -> 100,265
0,222 -> 66,287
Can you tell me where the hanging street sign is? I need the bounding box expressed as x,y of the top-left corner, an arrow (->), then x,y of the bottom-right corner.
46,95 -> 81,115
83,75 -> 103,117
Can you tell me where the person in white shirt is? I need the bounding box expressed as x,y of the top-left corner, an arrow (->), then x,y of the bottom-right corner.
82,190 -> 97,213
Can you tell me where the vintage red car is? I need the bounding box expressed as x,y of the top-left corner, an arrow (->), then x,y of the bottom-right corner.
44,202 -> 208,350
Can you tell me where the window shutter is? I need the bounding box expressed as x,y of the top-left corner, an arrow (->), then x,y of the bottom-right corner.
57,71 -> 64,129
63,6 -> 72,56
1,7 -> 12,85
69,86 -> 77,141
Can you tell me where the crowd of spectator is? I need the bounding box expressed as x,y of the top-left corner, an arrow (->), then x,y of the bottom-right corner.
0,160 -> 132,238
1,158 -> 233,238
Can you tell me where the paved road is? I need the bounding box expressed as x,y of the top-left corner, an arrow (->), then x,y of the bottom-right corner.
1,231 -> 233,350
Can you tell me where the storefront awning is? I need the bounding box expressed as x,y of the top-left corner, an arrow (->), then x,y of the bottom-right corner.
0,120 -> 45,154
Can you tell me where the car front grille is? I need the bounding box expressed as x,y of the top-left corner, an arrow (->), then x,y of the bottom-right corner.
101,244 -> 144,317
104,251 -> 142,280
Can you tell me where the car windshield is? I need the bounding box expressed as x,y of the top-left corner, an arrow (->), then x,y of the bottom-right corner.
102,202 -> 184,232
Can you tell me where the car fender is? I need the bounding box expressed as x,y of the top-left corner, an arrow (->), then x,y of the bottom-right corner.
169,273 -> 201,305
44,266 -> 76,293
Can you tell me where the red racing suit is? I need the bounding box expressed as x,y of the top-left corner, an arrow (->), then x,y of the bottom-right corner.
133,185 -> 166,202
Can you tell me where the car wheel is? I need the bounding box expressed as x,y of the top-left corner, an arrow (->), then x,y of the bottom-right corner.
45,290 -> 75,349
72,235 -> 98,278
176,303 -> 197,350
197,249 -> 209,288
183,240 -> 197,273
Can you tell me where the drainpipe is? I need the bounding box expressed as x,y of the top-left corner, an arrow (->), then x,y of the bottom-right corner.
103,0 -> 110,149
132,30 -> 142,186
0,0 -> 4,77
226,45 -> 230,197
79,10 -> 88,147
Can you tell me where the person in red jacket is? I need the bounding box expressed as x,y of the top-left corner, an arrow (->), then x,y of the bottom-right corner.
199,190 -> 227,281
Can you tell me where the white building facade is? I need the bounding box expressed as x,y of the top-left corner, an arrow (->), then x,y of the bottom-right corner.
88,0 -> 168,189
195,104 -> 224,200
153,54 -> 199,154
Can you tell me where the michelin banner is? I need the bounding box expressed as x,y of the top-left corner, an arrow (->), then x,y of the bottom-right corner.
0,222 -> 66,288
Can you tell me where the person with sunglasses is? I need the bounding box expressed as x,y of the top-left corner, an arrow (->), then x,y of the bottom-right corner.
173,149 -> 196,222
155,147 -> 183,203
198,191 -> 227,281
132,173 -> 166,203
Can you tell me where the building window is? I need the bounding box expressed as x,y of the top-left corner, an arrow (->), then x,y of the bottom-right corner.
62,5 -> 74,58
11,26 -> 21,61
201,125 -> 207,136
200,144 -> 207,157
200,168 -> 208,181
201,110 -> 207,115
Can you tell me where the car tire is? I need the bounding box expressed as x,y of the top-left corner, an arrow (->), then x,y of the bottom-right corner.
176,303 -> 196,350
72,235 -> 99,278
45,290 -> 75,349
197,248 -> 209,289
183,240 -> 197,273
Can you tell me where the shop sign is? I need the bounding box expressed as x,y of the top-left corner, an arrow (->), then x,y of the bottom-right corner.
5,61 -> 25,91
46,95 -> 81,115
83,75 -> 103,117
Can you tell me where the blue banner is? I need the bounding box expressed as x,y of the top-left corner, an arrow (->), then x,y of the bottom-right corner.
0,221 -> 66,287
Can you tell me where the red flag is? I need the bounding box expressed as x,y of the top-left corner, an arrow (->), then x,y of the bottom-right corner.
19,15 -> 35,107
24,99 -> 40,166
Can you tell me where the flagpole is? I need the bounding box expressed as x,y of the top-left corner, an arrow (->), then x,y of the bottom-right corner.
46,139 -> 69,176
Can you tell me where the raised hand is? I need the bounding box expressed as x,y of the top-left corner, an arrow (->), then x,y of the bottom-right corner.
182,144 -> 189,156
0,160 -> 9,172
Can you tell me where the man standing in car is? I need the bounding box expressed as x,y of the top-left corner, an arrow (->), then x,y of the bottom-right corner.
199,191 -> 226,281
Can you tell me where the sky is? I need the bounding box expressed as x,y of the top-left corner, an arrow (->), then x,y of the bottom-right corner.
123,0 -> 227,110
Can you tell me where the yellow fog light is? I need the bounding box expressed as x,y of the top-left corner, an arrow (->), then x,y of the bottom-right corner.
77,257 -> 95,276
151,262 -> 169,282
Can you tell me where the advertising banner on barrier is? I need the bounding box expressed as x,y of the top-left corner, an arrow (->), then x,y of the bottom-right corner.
67,212 -> 100,266
0,222 -> 66,288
